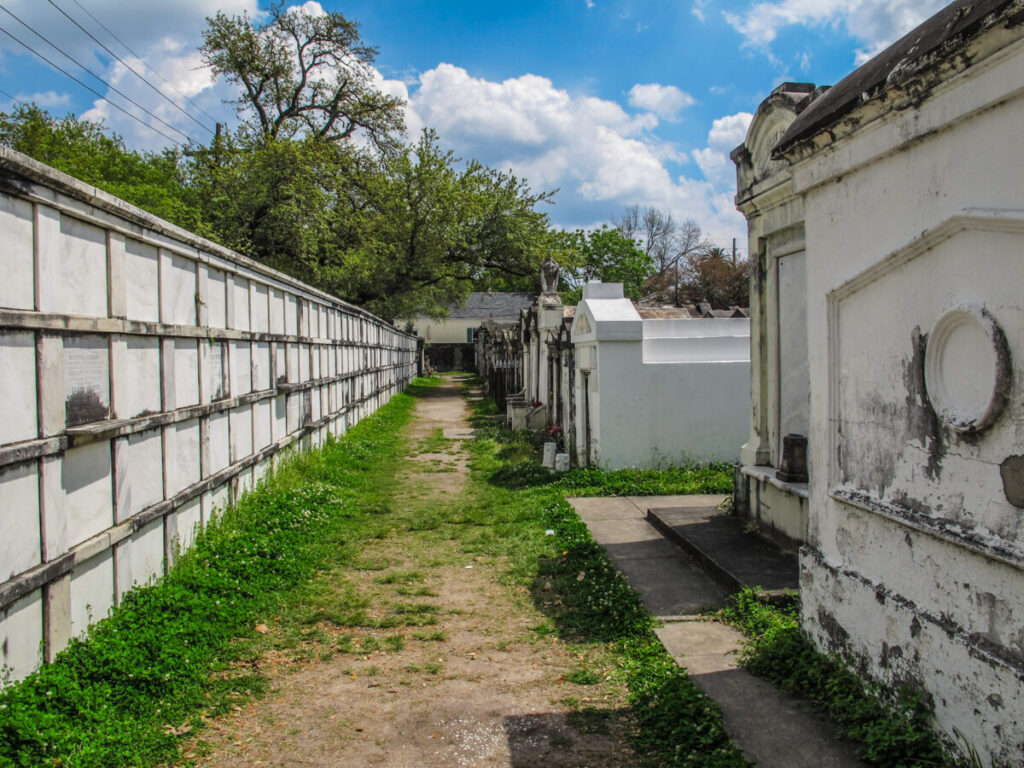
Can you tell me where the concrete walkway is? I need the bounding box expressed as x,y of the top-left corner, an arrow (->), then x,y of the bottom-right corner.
569,495 -> 868,768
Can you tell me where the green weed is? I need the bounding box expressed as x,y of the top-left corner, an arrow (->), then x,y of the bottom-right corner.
719,588 -> 948,767
0,381 -> 425,768
564,668 -> 601,686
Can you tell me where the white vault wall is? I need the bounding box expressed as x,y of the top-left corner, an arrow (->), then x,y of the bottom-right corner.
0,148 -> 418,682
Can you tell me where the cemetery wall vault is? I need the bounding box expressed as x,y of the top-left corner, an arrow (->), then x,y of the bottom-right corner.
0,148 -> 418,682
735,1 -> 1024,762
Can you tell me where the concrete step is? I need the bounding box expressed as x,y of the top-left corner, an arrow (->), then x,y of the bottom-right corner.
568,496 -> 732,617
570,495 -> 867,768
656,620 -> 868,768
646,506 -> 798,600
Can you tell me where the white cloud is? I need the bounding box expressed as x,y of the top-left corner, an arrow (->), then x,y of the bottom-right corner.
692,1 -> 708,23
627,83 -> 696,119
707,112 -> 753,149
24,90 -> 70,107
692,111 -> 753,191
725,0 -> 947,63
286,1 -> 327,18
0,0 -> 256,148
398,64 -> 745,240
585,0 -> 595,8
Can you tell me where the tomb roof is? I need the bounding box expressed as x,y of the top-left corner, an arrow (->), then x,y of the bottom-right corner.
445,292 -> 536,319
776,0 -> 1017,156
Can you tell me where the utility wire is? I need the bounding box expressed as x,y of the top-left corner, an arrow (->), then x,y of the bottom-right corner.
0,22 -> 184,147
0,2 -> 198,144
67,0 -> 222,128
46,0 -> 214,135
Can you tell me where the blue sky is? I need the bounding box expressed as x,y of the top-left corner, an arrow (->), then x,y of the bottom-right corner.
0,0 -> 947,247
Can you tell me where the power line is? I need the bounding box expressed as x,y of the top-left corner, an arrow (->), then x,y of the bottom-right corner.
67,0 -> 221,128
0,2 -> 199,145
0,22 -> 184,147
46,0 -> 214,135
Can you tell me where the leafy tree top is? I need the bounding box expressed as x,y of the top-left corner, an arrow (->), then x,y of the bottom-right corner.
200,2 -> 404,150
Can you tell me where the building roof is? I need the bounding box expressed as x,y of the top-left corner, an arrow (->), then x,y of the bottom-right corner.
636,305 -> 749,319
638,307 -> 703,319
776,0 -> 1016,155
446,292 -> 536,319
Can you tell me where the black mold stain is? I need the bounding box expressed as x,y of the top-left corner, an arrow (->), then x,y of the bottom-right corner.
880,641 -> 904,669
987,693 -> 1004,711
0,168 -> 31,197
910,616 -> 922,638
903,326 -> 946,480
816,607 -> 850,652
65,387 -> 109,426
999,456 -> 1024,508
891,491 -> 933,521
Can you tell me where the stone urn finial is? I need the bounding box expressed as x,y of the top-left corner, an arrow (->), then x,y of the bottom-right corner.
541,255 -> 560,294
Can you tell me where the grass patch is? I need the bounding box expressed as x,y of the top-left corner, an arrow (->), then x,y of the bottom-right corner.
555,463 -> 734,497
413,630 -> 447,642
564,668 -> 601,686
538,497 -> 749,767
462,390 -> 748,767
0,380 -> 429,768
719,588 -> 949,767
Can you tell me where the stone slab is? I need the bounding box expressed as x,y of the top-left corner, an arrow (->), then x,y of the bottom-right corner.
568,496 -> 640,521
656,619 -> 743,674
691,666 -> 866,767
656,621 -> 867,767
647,506 -> 799,594
626,494 -> 727,510
583,518 -> 667,546
571,497 -> 734,616
612,551 -> 731,616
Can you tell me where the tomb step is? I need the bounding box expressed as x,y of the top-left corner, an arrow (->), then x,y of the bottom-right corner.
645,506 -> 798,600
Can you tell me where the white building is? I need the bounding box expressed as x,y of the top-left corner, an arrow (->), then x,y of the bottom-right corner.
730,82 -> 818,548
570,282 -> 749,469
403,292 -> 534,371
734,1 -> 1024,761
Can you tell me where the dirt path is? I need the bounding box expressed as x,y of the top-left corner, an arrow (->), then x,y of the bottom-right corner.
180,376 -> 640,768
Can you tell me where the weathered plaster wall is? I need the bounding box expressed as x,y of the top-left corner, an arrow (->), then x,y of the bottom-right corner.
794,33 -> 1024,764
731,84 -> 815,545
0,148 -> 417,682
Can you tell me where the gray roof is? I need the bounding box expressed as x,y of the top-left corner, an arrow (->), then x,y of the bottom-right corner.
447,292 -> 536,319
776,0 -> 1014,155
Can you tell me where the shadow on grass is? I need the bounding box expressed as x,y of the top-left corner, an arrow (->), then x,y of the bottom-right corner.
486,462 -> 557,490
504,710 -> 631,767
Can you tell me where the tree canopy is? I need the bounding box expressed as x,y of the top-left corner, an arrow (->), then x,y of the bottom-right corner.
200,2 -> 404,150
555,225 -> 655,303
0,104 -> 205,233
0,7 -> 742,321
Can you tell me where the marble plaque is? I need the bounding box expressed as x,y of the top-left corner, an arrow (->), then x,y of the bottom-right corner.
208,341 -> 228,400
64,335 -> 110,426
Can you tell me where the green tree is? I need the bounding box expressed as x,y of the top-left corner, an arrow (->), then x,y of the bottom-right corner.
0,104 -> 205,232
314,130 -> 553,319
680,246 -> 749,308
556,225 -> 655,302
200,2 -> 404,150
